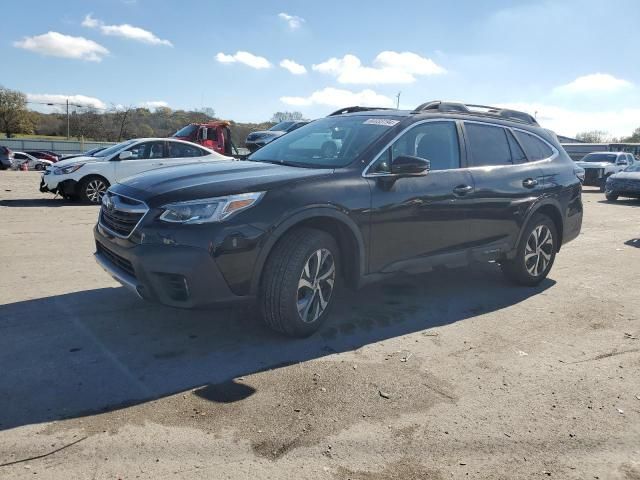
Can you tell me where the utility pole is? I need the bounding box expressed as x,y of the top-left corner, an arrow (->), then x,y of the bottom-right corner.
66,98 -> 70,139
395,92 -> 401,109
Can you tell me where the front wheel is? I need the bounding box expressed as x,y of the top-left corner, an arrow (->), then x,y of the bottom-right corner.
34,163 -> 44,171
501,214 -> 557,286
79,176 -> 109,204
605,192 -> 618,201
260,228 -> 339,337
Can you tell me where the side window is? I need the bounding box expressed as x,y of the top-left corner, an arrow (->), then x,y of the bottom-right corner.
15,153 -> 26,160
506,130 -> 527,164
373,121 -> 460,173
125,142 -> 164,160
514,130 -> 553,161
465,123 -> 512,167
206,129 -> 218,141
167,142 -> 204,158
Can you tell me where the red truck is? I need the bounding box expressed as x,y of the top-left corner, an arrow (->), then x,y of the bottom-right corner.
171,121 -> 236,156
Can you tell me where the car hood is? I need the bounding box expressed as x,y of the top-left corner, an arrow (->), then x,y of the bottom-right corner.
54,155 -> 105,168
575,161 -> 613,169
610,171 -> 640,180
114,160 -> 333,207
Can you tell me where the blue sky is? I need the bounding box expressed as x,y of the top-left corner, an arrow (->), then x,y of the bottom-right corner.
2,0 -> 639,136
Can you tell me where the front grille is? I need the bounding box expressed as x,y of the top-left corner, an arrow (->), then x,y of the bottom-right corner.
96,242 -> 136,278
584,168 -> 603,183
99,193 -> 147,237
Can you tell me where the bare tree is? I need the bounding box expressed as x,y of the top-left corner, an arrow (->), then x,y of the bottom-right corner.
270,111 -> 305,123
0,86 -> 33,138
575,130 -> 610,143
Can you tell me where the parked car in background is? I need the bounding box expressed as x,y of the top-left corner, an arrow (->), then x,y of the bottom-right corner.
94,101 -> 582,338
40,138 -> 232,204
575,151 -> 635,191
0,146 -> 14,170
59,146 -> 107,161
13,152 -> 53,171
245,121 -> 308,152
25,150 -> 60,163
604,163 -> 640,201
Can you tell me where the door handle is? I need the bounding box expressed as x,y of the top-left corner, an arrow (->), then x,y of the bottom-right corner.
452,184 -> 474,196
522,178 -> 538,188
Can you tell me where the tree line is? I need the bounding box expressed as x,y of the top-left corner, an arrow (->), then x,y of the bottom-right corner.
0,86 -> 306,147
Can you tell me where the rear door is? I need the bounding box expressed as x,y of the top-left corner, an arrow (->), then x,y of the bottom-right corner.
164,141 -> 211,166
462,122 -> 546,252
113,141 -> 166,181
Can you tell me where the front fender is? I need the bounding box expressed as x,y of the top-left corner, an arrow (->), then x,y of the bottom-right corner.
249,206 -> 366,295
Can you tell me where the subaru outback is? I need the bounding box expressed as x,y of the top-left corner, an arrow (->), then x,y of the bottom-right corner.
94,101 -> 583,337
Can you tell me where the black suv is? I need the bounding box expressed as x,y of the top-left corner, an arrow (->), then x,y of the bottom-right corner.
94,101 -> 583,337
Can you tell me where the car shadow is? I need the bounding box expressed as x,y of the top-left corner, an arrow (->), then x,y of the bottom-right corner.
596,198 -> 640,207
0,198 -> 89,208
0,263 -> 555,431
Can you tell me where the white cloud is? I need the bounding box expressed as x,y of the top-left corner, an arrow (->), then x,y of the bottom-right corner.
215,51 -> 271,69
278,12 -> 305,30
27,93 -> 107,110
13,32 -> 109,62
312,51 -> 446,85
139,100 -> 169,109
82,14 -> 173,46
280,59 -> 306,75
498,102 -> 640,138
554,73 -> 633,95
280,87 -> 394,108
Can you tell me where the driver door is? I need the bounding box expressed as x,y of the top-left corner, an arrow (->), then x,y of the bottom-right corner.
113,141 -> 166,181
366,120 -> 475,273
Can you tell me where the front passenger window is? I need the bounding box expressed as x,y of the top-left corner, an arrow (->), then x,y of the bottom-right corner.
373,121 -> 460,173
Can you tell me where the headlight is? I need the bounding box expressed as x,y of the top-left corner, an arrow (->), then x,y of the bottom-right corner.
54,163 -> 85,175
159,192 -> 265,224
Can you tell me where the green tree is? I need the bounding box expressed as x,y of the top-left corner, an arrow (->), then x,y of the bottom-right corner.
0,86 -> 33,137
623,127 -> 640,143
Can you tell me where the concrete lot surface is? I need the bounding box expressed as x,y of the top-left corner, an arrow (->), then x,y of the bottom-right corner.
1,171 -> 639,479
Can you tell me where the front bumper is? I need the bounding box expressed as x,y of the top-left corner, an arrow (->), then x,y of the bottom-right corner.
40,174 -> 78,195
605,180 -> 640,197
94,225 -> 249,308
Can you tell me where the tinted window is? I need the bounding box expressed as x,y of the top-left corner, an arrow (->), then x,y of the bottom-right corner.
167,142 -> 204,158
580,153 -> 617,163
514,131 -> 553,161
206,128 -> 218,141
15,153 -> 26,159
374,121 -> 460,173
507,130 -> 527,164
172,124 -> 198,137
125,141 -> 165,160
466,123 -> 512,167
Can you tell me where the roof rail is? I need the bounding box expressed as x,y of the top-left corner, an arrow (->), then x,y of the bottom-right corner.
327,106 -> 393,117
412,100 -> 539,126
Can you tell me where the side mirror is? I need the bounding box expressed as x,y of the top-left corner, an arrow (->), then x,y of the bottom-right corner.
391,155 -> 430,176
118,151 -> 133,160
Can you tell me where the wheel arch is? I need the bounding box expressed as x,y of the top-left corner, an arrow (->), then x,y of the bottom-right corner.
250,207 -> 366,295
518,199 -> 564,253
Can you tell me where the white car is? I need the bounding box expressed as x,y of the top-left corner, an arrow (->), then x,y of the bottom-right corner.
40,138 -> 231,203
574,151 -> 636,191
13,152 -> 53,171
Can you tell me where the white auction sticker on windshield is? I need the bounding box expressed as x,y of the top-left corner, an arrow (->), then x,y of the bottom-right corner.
363,118 -> 399,127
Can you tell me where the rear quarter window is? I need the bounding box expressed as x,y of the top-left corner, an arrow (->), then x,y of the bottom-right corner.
465,123 -> 512,167
514,131 -> 553,161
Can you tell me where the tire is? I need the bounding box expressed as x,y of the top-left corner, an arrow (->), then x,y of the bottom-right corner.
34,163 -> 44,171
605,192 -> 618,201
79,176 -> 109,204
260,228 -> 339,337
599,176 -> 609,192
501,213 -> 557,286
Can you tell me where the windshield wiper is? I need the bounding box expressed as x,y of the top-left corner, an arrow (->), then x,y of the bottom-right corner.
252,159 -> 320,169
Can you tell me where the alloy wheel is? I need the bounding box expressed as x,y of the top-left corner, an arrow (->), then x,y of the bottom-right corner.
297,248 -> 336,323
524,225 -> 553,277
86,179 -> 107,203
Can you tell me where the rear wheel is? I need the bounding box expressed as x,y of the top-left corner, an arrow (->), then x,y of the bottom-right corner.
260,228 -> 339,337
605,192 -> 618,201
80,176 -> 109,204
502,214 -> 557,286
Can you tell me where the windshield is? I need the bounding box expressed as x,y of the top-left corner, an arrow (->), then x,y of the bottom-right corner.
269,121 -> 296,132
249,116 -> 400,168
172,124 -> 198,137
581,153 -> 617,163
93,140 -> 137,158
